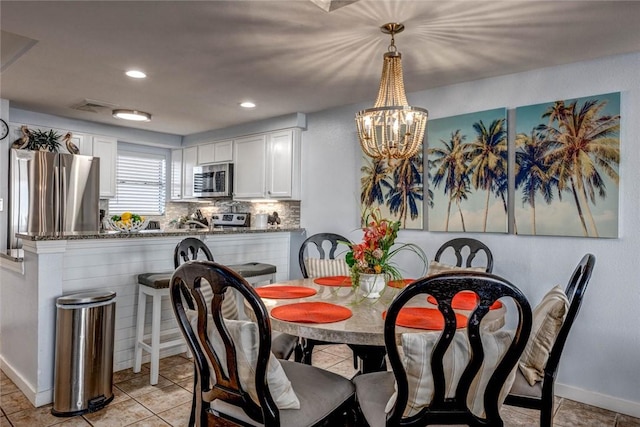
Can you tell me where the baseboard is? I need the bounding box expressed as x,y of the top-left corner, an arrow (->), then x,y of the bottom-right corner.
556,382 -> 640,418
0,356 -> 45,407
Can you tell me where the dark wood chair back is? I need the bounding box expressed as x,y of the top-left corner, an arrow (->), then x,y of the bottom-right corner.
170,260 -> 278,426
385,272 -> 532,426
298,232 -> 350,278
173,237 -> 214,268
505,253 -> 595,426
434,238 -> 494,272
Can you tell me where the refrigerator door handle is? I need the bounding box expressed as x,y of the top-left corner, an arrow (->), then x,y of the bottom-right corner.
60,165 -> 66,232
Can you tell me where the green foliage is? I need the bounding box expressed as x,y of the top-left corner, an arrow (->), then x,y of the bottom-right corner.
27,129 -> 61,152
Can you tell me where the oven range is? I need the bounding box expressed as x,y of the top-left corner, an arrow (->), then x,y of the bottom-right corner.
210,213 -> 251,228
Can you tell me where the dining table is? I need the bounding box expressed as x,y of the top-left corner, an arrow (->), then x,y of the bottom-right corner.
253,276 -> 507,374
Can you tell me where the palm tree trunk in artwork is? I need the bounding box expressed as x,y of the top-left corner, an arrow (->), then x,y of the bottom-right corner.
483,189 -> 490,232
501,192 -> 516,233
456,199 -> 467,232
578,184 -> 600,237
569,176 -> 589,237
445,199 -> 452,231
530,189 -> 537,235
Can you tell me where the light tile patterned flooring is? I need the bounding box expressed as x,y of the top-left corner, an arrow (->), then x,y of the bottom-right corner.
1,345 -> 639,426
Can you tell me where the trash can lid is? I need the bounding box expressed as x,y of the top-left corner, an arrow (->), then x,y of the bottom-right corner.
57,291 -> 116,305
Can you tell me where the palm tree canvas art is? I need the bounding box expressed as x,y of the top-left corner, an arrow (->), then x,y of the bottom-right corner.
360,150 -> 424,230
515,93 -> 620,238
427,108 -> 508,233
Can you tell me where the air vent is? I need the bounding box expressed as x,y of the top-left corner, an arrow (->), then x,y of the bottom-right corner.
71,99 -> 118,113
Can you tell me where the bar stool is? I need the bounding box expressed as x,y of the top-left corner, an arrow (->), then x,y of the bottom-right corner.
133,238 -> 277,385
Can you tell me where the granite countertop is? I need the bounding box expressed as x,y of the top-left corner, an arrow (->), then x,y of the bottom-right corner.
15,227 -> 304,241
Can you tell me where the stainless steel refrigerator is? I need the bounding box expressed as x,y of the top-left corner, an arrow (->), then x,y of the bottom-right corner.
8,148 -> 101,250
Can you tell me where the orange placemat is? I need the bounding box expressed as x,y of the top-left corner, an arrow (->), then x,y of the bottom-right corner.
313,276 -> 352,287
383,307 -> 468,330
271,302 -> 352,323
388,279 -> 414,289
427,291 -> 503,310
256,286 -> 317,299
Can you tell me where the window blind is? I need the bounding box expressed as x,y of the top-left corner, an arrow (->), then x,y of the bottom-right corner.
108,150 -> 166,215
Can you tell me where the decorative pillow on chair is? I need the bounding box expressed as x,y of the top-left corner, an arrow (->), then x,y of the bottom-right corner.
518,285 -> 569,385
427,260 -> 486,276
186,310 -> 300,409
305,258 -> 350,277
385,329 -> 516,418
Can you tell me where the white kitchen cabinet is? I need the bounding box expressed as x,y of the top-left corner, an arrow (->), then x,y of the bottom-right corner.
197,140 -> 233,164
233,134 -> 267,199
182,146 -> 198,199
92,136 -> 118,198
68,132 -> 88,155
233,129 -> 300,200
170,146 -> 198,200
170,148 -> 183,200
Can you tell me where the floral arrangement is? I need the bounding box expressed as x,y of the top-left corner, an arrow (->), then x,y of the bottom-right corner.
344,208 -> 427,287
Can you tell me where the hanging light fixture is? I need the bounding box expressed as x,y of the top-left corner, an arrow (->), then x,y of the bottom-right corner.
355,23 -> 428,160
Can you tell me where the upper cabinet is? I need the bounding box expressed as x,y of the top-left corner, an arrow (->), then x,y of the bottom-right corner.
233,129 -> 300,200
170,148 -> 183,200
181,146 -> 198,200
91,136 -> 118,198
76,133 -> 117,198
197,140 -> 233,164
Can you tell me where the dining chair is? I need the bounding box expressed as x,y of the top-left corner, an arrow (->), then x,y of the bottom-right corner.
434,238 -> 494,272
170,260 -> 356,427
135,238 -> 297,384
296,232 -> 359,366
504,253 -> 596,427
353,271 -> 532,427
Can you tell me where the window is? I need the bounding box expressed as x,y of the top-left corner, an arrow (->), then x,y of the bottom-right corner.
109,150 -> 166,215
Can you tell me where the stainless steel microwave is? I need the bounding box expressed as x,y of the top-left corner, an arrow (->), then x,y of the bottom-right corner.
193,163 -> 233,198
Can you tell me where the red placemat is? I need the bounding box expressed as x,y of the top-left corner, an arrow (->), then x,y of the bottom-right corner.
427,291 -> 503,310
388,279 -> 414,289
313,276 -> 352,287
383,307 -> 468,330
271,302 -> 352,323
256,286 -> 317,299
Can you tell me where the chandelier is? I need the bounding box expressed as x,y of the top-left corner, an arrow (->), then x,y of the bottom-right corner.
355,23 -> 428,160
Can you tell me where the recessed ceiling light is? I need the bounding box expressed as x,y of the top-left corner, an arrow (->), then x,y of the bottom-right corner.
112,109 -> 152,121
240,101 -> 256,108
125,70 -> 147,79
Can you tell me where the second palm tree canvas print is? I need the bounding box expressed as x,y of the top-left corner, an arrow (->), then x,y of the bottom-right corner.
427,108 -> 508,233
515,92 -> 620,238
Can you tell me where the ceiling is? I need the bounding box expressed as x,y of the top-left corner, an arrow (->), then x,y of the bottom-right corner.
2,1 -> 640,137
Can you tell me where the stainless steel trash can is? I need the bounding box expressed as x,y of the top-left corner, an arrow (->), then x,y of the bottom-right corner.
52,291 -> 116,417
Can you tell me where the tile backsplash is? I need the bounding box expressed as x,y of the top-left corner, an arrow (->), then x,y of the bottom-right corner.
103,199 -> 300,230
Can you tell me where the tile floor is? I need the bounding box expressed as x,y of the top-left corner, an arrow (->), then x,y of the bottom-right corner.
1,345 -> 639,426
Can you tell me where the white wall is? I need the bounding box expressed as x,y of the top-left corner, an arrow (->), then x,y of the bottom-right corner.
300,52 -> 640,415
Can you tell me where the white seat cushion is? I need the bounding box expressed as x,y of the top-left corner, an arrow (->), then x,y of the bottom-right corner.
427,260 -> 487,276
518,285 -> 569,385
304,257 -> 350,277
186,311 -> 300,409
385,329 -> 517,418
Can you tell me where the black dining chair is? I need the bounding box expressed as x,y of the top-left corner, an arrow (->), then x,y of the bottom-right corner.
353,271 -> 532,426
296,232 -> 354,365
505,253 -> 596,427
434,238 -> 494,273
170,260 -> 356,427
174,237 -> 298,360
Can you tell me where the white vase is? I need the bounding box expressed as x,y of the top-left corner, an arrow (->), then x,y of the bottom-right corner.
359,273 -> 386,298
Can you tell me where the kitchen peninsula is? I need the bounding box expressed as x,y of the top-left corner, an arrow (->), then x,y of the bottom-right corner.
0,227 -> 305,407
